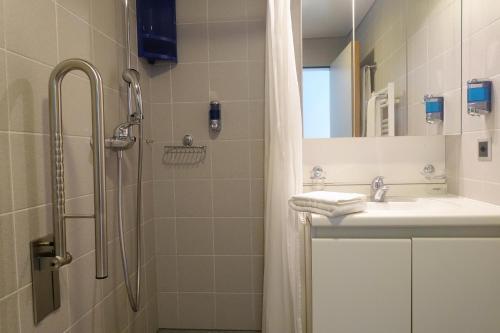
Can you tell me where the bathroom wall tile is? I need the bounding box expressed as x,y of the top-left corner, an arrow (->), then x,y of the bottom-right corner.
6,53 -> 52,134
247,20 -> 266,61
152,103 -> 173,141
216,101 -> 249,140
101,285 -> 129,333
215,293 -> 255,330
0,215 -> 16,298
57,6 -> 92,62
65,195 -> 95,260
212,140 -> 250,178
0,134 -> 12,214
251,219 -> 264,255
248,61 -> 265,100
213,179 -> 250,217
4,0 -> 57,65
215,256 -> 252,292
209,22 -> 247,62
252,255 -> 264,292
150,65 -> 172,103
13,205 -> 51,287
174,179 -> 212,217
176,0 -> 208,24
172,63 -> 209,103
209,62 -> 249,101
208,0 -> 246,21
101,240 -> 124,297
57,0 -> 91,22
0,293 -> 20,333
146,299 -> 159,332
145,259 -> 158,300
176,219 -> 213,254
177,256 -> 214,292
153,181 -> 175,217
10,133 -> 51,210
63,136 -> 95,198
156,255 -> 178,292
68,306 -> 105,333
91,0 -> 124,45
178,293 -> 215,329
68,253 -> 103,323
172,102 -> 210,141
250,140 -> 265,178
60,75 -> 92,137
246,0 -> 267,20
93,30 -> 123,90
158,293 -> 179,328
250,179 -> 264,218
153,143 -> 175,181
214,220 -> 252,254
0,51 -> 7,132
177,24 -> 209,63
143,221 -> 156,261
130,310 -> 148,333
248,101 -> 265,140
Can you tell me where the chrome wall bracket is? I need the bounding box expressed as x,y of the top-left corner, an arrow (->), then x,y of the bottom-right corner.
30,235 -> 61,325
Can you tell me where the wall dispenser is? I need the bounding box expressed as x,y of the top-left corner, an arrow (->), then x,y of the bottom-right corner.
136,0 -> 177,64
209,101 -> 222,133
424,95 -> 444,124
467,79 -> 492,116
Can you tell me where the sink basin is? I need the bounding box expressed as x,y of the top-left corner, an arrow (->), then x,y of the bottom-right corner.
311,195 -> 500,228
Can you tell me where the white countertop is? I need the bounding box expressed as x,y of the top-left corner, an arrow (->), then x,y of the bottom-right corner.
311,195 -> 500,228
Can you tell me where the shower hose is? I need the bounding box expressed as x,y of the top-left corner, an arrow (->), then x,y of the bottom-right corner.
117,121 -> 143,312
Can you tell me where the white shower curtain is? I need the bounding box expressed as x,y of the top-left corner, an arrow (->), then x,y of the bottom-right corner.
262,0 -> 304,332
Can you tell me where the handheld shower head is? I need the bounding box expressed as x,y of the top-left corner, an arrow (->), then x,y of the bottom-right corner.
122,69 -> 144,123
122,68 -> 140,85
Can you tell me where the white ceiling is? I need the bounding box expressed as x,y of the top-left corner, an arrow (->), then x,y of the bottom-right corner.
302,0 -> 376,39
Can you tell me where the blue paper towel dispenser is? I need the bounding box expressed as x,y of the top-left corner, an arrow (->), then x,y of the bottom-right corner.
136,0 -> 177,64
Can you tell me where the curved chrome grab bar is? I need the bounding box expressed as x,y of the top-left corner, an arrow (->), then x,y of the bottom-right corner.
48,58 -> 108,279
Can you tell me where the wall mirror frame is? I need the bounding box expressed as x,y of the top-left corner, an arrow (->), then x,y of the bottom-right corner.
301,0 -> 463,139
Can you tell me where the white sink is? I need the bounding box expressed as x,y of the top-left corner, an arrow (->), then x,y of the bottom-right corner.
311,195 -> 500,228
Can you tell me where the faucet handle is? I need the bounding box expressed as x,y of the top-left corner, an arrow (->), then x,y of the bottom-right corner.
371,176 -> 385,188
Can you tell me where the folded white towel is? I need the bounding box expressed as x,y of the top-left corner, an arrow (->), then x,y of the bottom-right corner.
289,191 -> 367,217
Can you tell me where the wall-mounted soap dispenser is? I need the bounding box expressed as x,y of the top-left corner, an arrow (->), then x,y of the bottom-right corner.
467,79 -> 492,116
209,101 -> 222,133
136,0 -> 177,64
424,95 -> 444,124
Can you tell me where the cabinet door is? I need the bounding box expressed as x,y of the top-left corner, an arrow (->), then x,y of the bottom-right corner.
312,239 -> 411,333
413,238 -> 500,333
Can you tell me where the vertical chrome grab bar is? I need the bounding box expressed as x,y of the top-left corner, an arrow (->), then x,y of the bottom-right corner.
49,59 -> 108,279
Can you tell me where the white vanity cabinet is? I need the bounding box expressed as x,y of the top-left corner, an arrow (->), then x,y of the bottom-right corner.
412,238 -> 500,333
312,239 -> 412,333
312,237 -> 500,333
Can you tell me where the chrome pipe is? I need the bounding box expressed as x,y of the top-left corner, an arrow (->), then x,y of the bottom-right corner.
49,58 -> 108,279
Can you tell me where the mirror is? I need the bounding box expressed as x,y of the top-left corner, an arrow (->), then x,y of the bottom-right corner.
302,0 -> 462,138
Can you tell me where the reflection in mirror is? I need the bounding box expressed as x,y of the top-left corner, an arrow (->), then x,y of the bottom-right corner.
302,0 -> 462,138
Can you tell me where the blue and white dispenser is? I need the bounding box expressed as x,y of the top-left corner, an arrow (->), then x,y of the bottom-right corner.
424,95 -> 444,124
209,101 -> 222,133
467,79 -> 492,116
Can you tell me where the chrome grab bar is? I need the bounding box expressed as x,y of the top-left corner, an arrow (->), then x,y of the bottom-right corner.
48,58 -> 108,279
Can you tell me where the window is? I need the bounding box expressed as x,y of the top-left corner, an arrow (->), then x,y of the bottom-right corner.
303,67 -> 330,138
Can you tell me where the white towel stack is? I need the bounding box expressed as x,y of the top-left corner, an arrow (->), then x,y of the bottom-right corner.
289,191 -> 367,217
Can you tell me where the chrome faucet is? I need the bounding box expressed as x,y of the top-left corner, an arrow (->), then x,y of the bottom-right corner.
371,176 -> 389,202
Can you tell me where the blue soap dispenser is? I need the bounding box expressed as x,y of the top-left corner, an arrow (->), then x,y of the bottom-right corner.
467,79 -> 492,116
424,95 -> 444,124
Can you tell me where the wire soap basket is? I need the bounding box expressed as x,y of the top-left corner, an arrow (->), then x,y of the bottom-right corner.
163,134 -> 207,165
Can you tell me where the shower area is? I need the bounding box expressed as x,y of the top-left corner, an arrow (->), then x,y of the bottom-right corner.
0,0 -> 266,332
